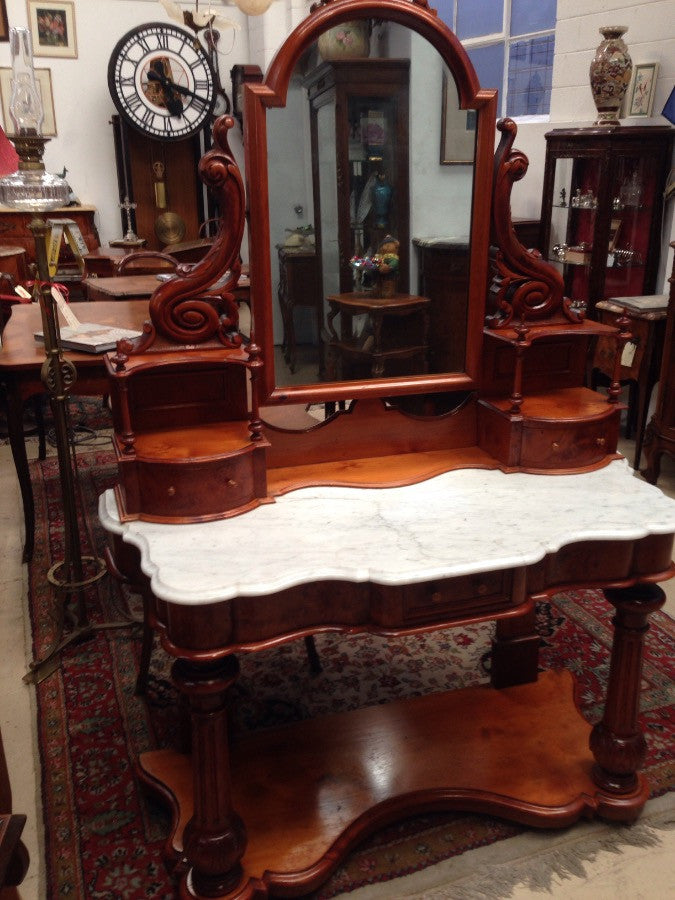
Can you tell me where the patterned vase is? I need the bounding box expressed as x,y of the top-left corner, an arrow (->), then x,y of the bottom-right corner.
589,26 -> 632,125
317,21 -> 370,61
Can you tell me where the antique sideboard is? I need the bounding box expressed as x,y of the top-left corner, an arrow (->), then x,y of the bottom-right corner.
98,3 -> 675,898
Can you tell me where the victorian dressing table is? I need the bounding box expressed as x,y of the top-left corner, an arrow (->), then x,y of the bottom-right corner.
98,3 -> 675,898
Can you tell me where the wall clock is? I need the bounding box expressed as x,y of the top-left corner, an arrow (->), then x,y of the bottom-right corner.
108,21 -> 218,141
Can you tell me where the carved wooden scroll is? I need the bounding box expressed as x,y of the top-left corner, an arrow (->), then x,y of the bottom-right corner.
487,118 -> 583,329
114,115 -> 246,358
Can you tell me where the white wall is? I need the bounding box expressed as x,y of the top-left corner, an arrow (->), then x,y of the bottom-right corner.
0,0 -> 252,245
1,0 -> 672,288
513,0 -> 675,289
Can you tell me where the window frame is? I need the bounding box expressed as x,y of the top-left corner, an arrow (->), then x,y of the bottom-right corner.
444,0 -> 557,120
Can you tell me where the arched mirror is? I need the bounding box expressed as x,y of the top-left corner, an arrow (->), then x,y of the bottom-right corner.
245,0 -> 497,406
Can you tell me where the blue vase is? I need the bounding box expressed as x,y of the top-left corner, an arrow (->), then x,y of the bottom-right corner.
373,176 -> 392,228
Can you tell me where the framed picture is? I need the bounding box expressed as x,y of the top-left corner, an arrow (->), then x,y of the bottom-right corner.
0,66 -> 56,135
626,62 -> 659,118
0,2 -> 9,42
27,1 -> 77,58
440,71 -> 476,165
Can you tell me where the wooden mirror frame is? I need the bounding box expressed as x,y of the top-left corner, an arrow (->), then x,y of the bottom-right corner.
244,0 -> 498,406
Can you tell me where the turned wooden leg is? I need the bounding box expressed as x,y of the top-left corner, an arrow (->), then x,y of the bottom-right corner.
491,597 -> 540,688
173,656 -> 247,898
590,583 -> 666,795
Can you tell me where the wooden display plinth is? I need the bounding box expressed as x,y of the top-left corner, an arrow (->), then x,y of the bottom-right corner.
138,669 -> 648,899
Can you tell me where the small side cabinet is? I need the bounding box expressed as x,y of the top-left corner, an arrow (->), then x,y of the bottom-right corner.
277,247 -> 322,375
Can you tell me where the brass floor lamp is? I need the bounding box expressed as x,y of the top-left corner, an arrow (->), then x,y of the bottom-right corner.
0,26 -> 136,683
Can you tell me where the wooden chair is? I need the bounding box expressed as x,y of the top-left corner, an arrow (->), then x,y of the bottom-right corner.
115,250 -> 179,276
163,238 -> 214,265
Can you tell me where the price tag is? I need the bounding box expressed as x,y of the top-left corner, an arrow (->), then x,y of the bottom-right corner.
51,286 -> 81,329
621,341 -> 637,367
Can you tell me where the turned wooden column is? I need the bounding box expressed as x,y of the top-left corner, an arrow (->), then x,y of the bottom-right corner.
590,583 -> 666,794
173,656 -> 247,898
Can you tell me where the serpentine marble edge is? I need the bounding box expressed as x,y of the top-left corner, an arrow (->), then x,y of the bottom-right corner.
98,458 -> 675,607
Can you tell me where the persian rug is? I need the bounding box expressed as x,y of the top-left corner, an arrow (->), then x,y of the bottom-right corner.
26,448 -> 674,899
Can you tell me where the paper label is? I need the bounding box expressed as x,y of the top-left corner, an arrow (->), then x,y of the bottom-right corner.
51,285 -> 80,328
621,341 -> 637,367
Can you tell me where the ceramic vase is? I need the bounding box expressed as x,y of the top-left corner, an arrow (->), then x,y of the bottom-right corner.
589,26 -> 632,125
318,21 -> 370,61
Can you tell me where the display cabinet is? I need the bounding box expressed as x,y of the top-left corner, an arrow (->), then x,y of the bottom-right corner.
540,126 -> 673,315
304,59 -> 410,297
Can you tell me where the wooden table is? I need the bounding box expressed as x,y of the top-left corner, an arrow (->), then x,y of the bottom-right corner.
100,459 -> 675,898
0,301 -> 149,562
326,292 -> 430,379
84,271 -> 251,306
83,274 -> 169,302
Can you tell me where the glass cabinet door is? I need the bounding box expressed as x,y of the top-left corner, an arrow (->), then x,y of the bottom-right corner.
605,153 -> 656,298
547,155 -> 599,306
306,60 -> 410,297
540,127 -> 673,316
347,94 -> 401,265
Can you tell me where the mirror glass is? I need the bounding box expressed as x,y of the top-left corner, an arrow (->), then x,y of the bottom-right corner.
265,21 -> 477,392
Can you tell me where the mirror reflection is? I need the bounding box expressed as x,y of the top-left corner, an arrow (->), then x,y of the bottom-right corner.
266,22 -> 477,390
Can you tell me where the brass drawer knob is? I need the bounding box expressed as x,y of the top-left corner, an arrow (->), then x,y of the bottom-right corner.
167,486 -> 176,496
226,479 -> 238,487
596,437 -> 606,447
552,441 -> 560,451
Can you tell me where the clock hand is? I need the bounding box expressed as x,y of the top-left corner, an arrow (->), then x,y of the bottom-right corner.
146,68 -> 184,117
147,68 -> 211,107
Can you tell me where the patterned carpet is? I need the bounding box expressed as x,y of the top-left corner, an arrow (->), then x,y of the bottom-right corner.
27,448 -> 674,899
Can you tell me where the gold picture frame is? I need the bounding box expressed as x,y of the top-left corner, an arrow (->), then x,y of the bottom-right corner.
440,71 -> 476,165
27,0 -> 77,59
0,66 -> 57,135
0,1 -> 9,42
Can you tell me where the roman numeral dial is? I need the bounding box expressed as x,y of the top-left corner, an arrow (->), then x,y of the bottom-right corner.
107,22 -> 217,140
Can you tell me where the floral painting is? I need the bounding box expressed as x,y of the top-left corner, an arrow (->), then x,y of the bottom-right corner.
27,1 -> 77,58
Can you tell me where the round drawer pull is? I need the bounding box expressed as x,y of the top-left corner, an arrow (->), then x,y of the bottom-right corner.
596,437 -> 606,447
226,479 -> 238,487
167,486 -> 176,496
552,441 -> 560,451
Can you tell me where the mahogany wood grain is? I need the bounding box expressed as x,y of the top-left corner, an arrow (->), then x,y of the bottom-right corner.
138,669 -> 648,899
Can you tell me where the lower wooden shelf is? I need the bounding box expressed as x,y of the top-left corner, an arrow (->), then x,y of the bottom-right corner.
138,669 -> 648,898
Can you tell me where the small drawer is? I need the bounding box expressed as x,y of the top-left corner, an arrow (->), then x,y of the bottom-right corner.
521,416 -> 618,469
401,569 -> 514,625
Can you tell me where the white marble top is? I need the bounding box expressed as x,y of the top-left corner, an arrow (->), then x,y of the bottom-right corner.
99,459 -> 675,607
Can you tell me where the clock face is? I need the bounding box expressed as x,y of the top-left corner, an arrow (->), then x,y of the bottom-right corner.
108,22 -> 217,140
